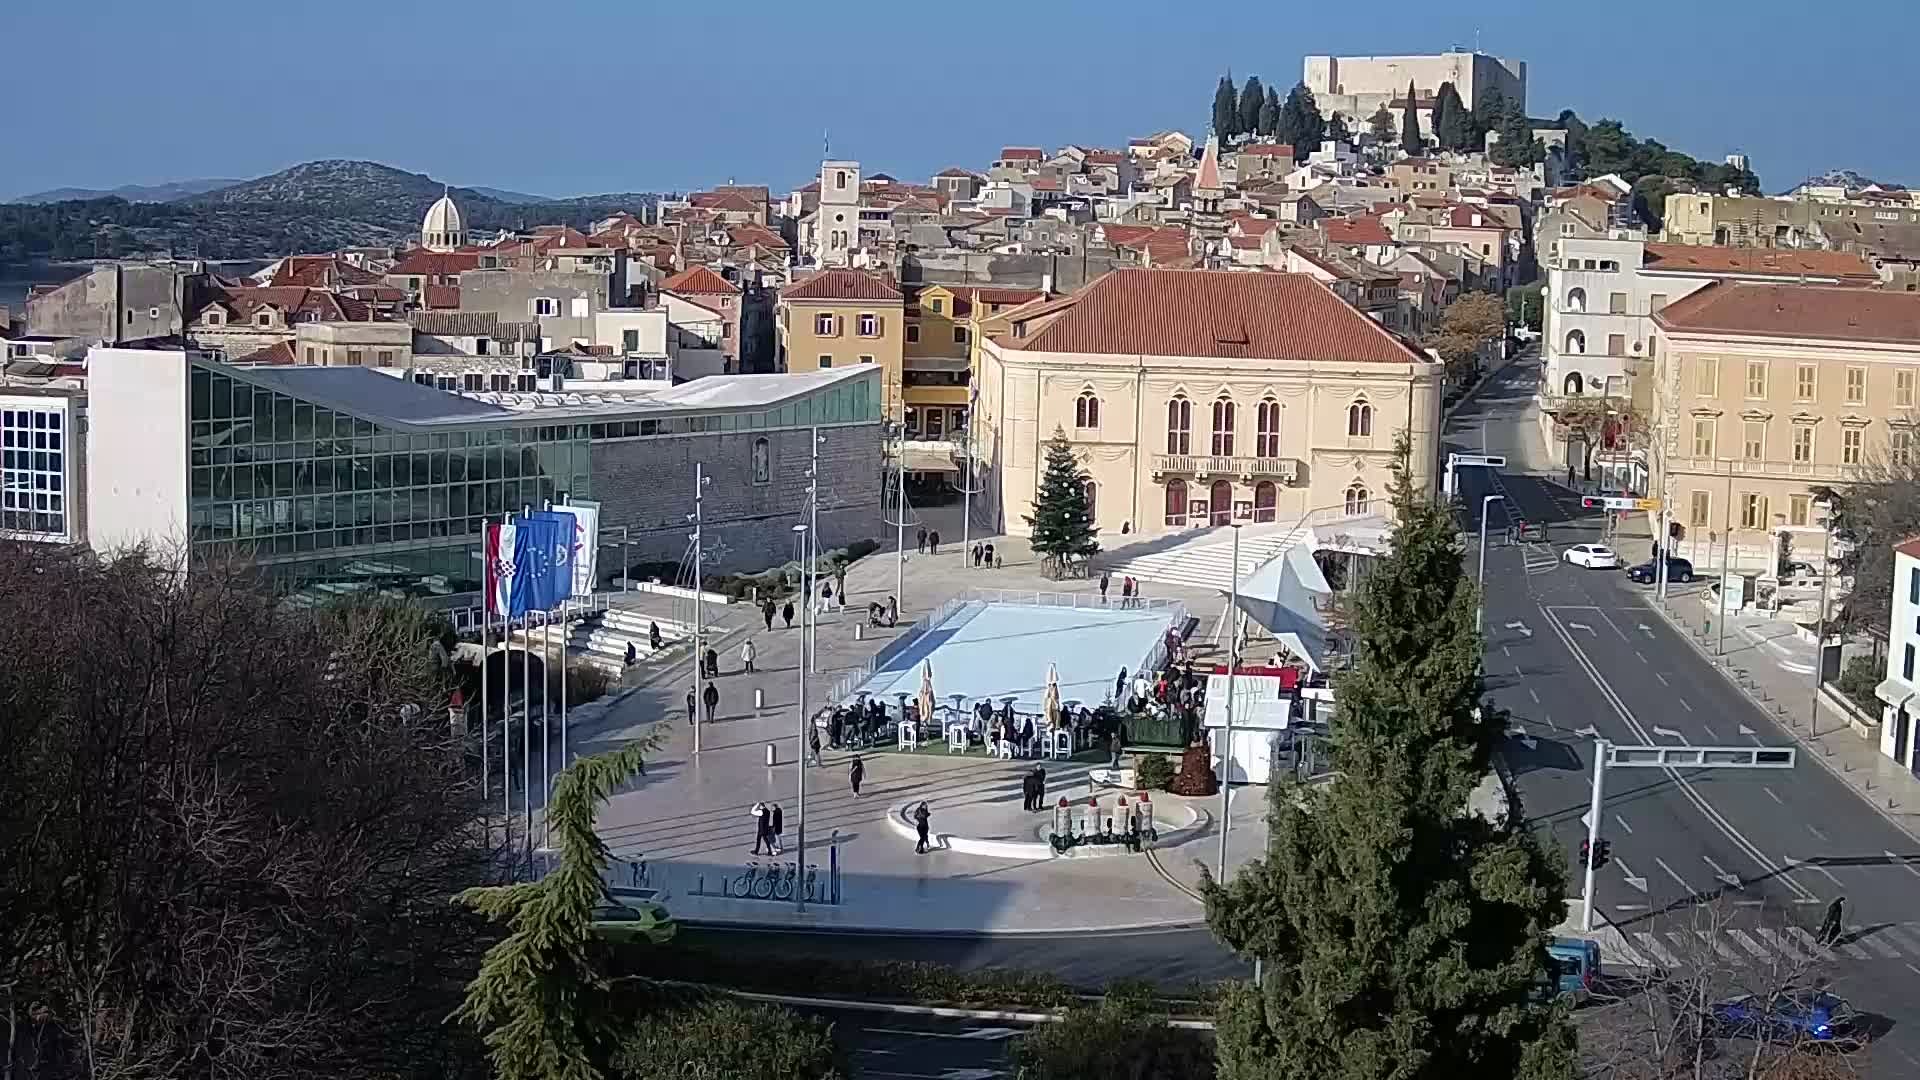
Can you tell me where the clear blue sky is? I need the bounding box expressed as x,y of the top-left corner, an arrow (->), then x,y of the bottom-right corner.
5,0 -> 1907,199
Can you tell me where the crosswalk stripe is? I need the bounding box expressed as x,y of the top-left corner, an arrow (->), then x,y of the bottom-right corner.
1692,930 -> 1741,962
1782,926 -> 1831,959
1635,932 -> 1681,967
1726,929 -> 1772,959
1838,939 -> 1872,960
1859,930 -> 1904,959
1876,925 -> 1920,954
1752,927 -> 1812,961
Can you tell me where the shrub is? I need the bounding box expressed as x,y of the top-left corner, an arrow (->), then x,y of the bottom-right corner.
609,993 -> 845,1080
562,660 -> 612,705
1008,997 -> 1216,1080
1834,655 -> 1882,717
842,538 -> 882,562
1134,752 -> 1175,791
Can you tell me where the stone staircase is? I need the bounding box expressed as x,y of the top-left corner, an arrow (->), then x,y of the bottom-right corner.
507,607 -> 697,678
1093,523 -> 1313,594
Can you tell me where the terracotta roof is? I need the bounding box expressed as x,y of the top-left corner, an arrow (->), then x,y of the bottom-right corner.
1895,536 -> 1920,561
1029,176 -> 1061,192
233,341 -> 299,366
423,285 -> 460,309
935,167 -> 979,179
1195,135 -> 1222,191
1641,243 -> 1878,282
727,223 -> 789,250
269,255 -> 385,288
409,310 -> 540,339
1002,270 -> 1422,363
199,285 -> 370,323
389,250 -> 483,276
661,265 -> 740,296
783,268 -> 902,302
1228,235 -> 1263,250
1444,205 -> 1508,229
1653,281 -> 1920,344
1084,151 -> 1126,165
998,147 -> 1044,160
691,191 -> 759,213
1323,216 -> 1392,246
713,184 -> 771,202
1238,143 -> 1295,158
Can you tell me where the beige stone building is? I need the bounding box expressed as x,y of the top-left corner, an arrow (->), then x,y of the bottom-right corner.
976,268 -> 1442,539
1651,282 -> 1920,568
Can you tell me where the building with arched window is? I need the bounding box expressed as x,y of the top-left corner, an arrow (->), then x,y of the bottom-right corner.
975,269 -> 1441,539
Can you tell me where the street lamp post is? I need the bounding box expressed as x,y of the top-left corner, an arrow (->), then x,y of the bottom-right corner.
1218,523 -> 1241,879
692,465 -> 709,754
1810,501 -> 1833,737
1476,494 -> 1506,636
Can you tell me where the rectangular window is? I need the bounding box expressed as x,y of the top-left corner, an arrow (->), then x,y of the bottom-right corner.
1650,293 -> 1669,312
1743,421 -> 1764,460
623,329 -> 639,352
1843,428 -> 1863,465
1895,429 -> 1913,466
1745,360 -> 1768,399
953,327 -> 968,345
1906,643 -> 1915,682
1793,425 -> 1813,463
1846,365 -> 1867,404
857,313 -> 879,337
1899,369 -> 1916,408
1796,364 -> 1816,402
1912,567 -> 1919,606
859,355 -> 874,364
1608,291 -> 1627,314
533,297 -> 557,317
1691,418 -> 1715,458
1607,334 -> 1626,357
815,313 -> 835,336
818,354 -> 833,369
1695,357 -> 1718,396
1740,493 -> 1769,530
570,297 -> 590,318
1789,493 -> 1810,527
1689,490 -> 1711,528
931,298 -> 943,314
346,350 -> 364,366
906,324 -> 920,343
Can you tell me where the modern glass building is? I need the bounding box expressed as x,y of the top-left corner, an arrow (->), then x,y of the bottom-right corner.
86,347 -> 883,601
0,390 -> 80,544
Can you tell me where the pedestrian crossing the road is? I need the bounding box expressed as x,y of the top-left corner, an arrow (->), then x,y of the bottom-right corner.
1624,921 -> 1920,969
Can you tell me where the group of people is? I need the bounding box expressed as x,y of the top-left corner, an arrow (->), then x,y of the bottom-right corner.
749,800 -> 786,855
827,698 -> 891,751
969,542 -> 1002,570
1096,571 -> 1147,609
1116,661 -> 1209,747
914,527 -> 943,555
759,597 -> 797,631
1019,765 -> 1050,812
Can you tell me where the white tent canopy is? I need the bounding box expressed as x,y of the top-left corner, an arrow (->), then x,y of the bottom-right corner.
1233,541 -> 1334,670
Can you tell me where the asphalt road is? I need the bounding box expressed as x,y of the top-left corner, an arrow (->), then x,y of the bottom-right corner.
1451,352 -> 1920,1075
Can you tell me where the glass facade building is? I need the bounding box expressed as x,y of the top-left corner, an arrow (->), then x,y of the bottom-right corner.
0,400 -> 72,542
184,360 -> 880,598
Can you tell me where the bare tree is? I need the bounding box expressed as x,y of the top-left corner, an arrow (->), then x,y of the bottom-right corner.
1578,902 -> 1874,1079
0,545 -> 499,1080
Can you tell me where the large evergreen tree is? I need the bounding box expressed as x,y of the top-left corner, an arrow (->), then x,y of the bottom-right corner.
1024,429 -> 1100,578
1325,111 -> 1350,145
1259,86 -> 1282,138
1471,86 -> 1507,152
1490,99 -> 1544,167
1214,74 -> 1240,140
1278,82 -> 1325,161
1367,105 -> 1397,146
1202,438 -> 1577,1080
1399,81 -> 1425,157
1238,76 -> 1266,141
1433,82 -> 1468,151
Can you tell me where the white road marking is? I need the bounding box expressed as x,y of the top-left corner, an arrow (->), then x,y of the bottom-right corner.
1764,787 -> 1783,804
1655,672 -> 1669,685
1701,855 -> 1743,889
1692,929 -> 1741,962
1635,651 -> 1648,664
1726,929 -> 1771,959
1752,926 -> 1811,961
1891,851 -> 1920,879
1807,824 -> 1830,843
1783,925 -> 1827,958
1907,962 -> 1920,977
1634,932 -> 1680,967
1700,723 -> 1718,741
1613,903 -> 1648,912
1654,856 -> 1695,895
1503,646 -> 1511,657
1529,688 -> 1540,704
1513,663 -> 1524,677
1613,813 -> 1634,835
1877,924 -> 1920,953
1838,938 -> 1872,960
1859,932 -> 1902,959
1783,856 -> 1843,887
1677,698 -> 1693,712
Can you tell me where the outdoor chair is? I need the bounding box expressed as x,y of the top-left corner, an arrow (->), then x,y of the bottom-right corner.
946,723 -> 969,752
898,720 -> 920,750
994,737 -> 1014,760
1049,728 -> 1073,759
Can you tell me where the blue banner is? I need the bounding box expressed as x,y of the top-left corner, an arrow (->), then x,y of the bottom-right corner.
525,510 -> 578,612
508,514 -> 547,618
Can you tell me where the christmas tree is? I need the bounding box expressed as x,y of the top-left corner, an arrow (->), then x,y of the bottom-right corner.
1024,429 -> 1101,578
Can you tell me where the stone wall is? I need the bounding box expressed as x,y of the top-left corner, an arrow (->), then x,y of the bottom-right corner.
902,252 -> 1127,292
588,422 -> 883,577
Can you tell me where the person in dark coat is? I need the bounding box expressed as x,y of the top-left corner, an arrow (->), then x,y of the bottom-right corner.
913,801 -> 931,854
782,601 -> 795,629
983,542 -> 995,568
624,641 -> 638,667
762,598 -> 776,631
928,530 -> 940,555
1819,896 -> 1847,946
686,685 -> 697,721
702,681 -> 719,722
771,802 -> 785,855
1115,666 -> 1129,702
849,755 -> 865,796
704,646 -> 719,677
649,621 -> 662,652
751,801 -> 772,854
916,526 -> 928,554
1021,768 -> 1039,812
808,728 -> 823,767
972,542 -> 983,568
1099,571 -> 1110,603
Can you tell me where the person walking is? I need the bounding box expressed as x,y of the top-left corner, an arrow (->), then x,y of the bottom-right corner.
928,530 -> 940,555
885,594 -> 898,626
1099,571 -> 1110,603
1022,767 -> 1040,812
624,641 -> 638,668
913,801 -> 932,854
750,801 -> 771,854
1108,730 -> 1124,769
916,526 -> 928,555
835,566 -> 847,608
702,681 -> 719,723
704,646 -> 719,678
819,580 -> 834,614
972,542 -> 983,568
686,685 -> 697,722
740,638 -> 756,673
771,802 -> 785,855
782,600 -> 795,629
849,755 -> 865,796
649,621 -> 662,652
808,728 -> 823,767
762,598 -> 776,632
1120,576 -> 1133,609
1818,895 -> 1847,946
983,542 -> 995,569
1114,666 -> 1129,702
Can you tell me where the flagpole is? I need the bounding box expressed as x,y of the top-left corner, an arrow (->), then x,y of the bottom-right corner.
520,504 -> 532,874
480,519 -> 491,810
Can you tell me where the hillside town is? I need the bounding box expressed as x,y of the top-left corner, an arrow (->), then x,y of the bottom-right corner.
12,42 -> 1920,1080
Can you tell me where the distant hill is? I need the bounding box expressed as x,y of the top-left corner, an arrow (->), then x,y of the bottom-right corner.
467,185 -> 553,203
9,178 -> 242,205
0,160 -> 662,267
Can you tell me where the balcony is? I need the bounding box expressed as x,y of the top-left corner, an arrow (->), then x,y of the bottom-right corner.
1663,456 -> 1867,484
1151,454 -> 1300,484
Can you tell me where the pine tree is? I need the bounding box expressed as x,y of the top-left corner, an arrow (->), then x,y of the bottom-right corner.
1471,86 -> 1507,152
1491,99 -> 1543,168
1326,111 -> 1350,144
1399,81 -> 1424,157
1259,86 -> 1282,138
1238,76 -> 1265,142
1202,435 -> 1578,1080
455,739 -> 668,1080
1278,83 -> 1325,162
1433,82 -> 1468,151
1024,429 -> 1100,578
1367,105 -> 1397,146
1214,74 -> 1240,141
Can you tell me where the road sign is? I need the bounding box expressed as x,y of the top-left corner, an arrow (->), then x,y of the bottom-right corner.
1581,496 -> 1660,511
1450,453 -> 1507,469
1605,744 -> 1796,769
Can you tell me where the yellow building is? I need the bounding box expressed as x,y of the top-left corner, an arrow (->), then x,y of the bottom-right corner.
902,283 -> 1047,439
1651,281 -> 1920,570
976,268 -> 1442,538
776,269 -> 906,419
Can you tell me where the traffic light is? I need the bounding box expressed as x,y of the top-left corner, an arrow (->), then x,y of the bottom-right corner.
1581,496 -> 1602,509
1594,840 -> 1612,870
1579,838 -> 1591,867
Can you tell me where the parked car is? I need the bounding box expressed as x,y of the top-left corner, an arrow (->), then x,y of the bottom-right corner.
1627,557 -> 1694,584
1563,544 -> 1622,569
1709,989 -> 1858,1047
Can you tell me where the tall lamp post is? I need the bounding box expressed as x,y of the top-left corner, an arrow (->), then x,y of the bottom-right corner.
1218,523 -> 1242,879
1810,499 -> 1834,737
1476,494 -> 1506,635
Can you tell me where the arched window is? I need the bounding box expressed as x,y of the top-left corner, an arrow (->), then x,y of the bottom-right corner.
1566,287 -> 1587,313
1211,396 -> 1236,456
1083,479 -> 1097,524
1165,396 -> 1191,455
1566,329 -> 1586,355
1254,480 -> 1277,523
1563,371 -> 1584,395
1163,479 -> 1188,526
1255,398 -> 1280,457
751,437 -> 771,484
1075,391 -> 1100,429
1347,399 -> 1373,437
1345,483 -> 1371,516
1209,479 -> 1233,526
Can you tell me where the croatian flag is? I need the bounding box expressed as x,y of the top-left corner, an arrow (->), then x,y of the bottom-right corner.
484,521 -> 516,617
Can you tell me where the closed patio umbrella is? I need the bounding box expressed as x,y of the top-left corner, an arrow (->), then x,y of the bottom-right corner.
1043,662 -> 1062,728
917,663 -> 937,730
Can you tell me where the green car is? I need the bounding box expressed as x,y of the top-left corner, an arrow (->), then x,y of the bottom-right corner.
590,890 -> 676,945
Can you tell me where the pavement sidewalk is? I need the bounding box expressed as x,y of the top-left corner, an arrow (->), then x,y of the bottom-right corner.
1641,588 -> 1920,843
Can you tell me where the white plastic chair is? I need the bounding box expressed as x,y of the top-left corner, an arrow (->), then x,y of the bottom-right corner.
898,720 -> 919,750
946,724 -> 968,753
995,738 -> 1014,760
1049,729 -> 1073,759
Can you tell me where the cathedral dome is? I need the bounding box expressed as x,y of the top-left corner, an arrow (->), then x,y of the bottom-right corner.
422,192 -> 466,252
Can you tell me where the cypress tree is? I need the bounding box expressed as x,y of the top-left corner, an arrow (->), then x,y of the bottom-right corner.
1471,86 -> 1507,151
1024,429 -> 1100,578
1238,76 -> 1266,142
1433,82 -> 1468,151
1279,82 -> 1325,162
1214,74 -> 1240,141
1260,86 -> 1282,138
1367,105 -> 1397,146
1399,81 -> 1424,157
1202,436 -> 1578,1080
1491,99 -> 1543,167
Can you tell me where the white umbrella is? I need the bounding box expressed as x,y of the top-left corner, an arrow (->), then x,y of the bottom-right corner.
1043,662 -> 1062,728
917,663 -> 937,730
